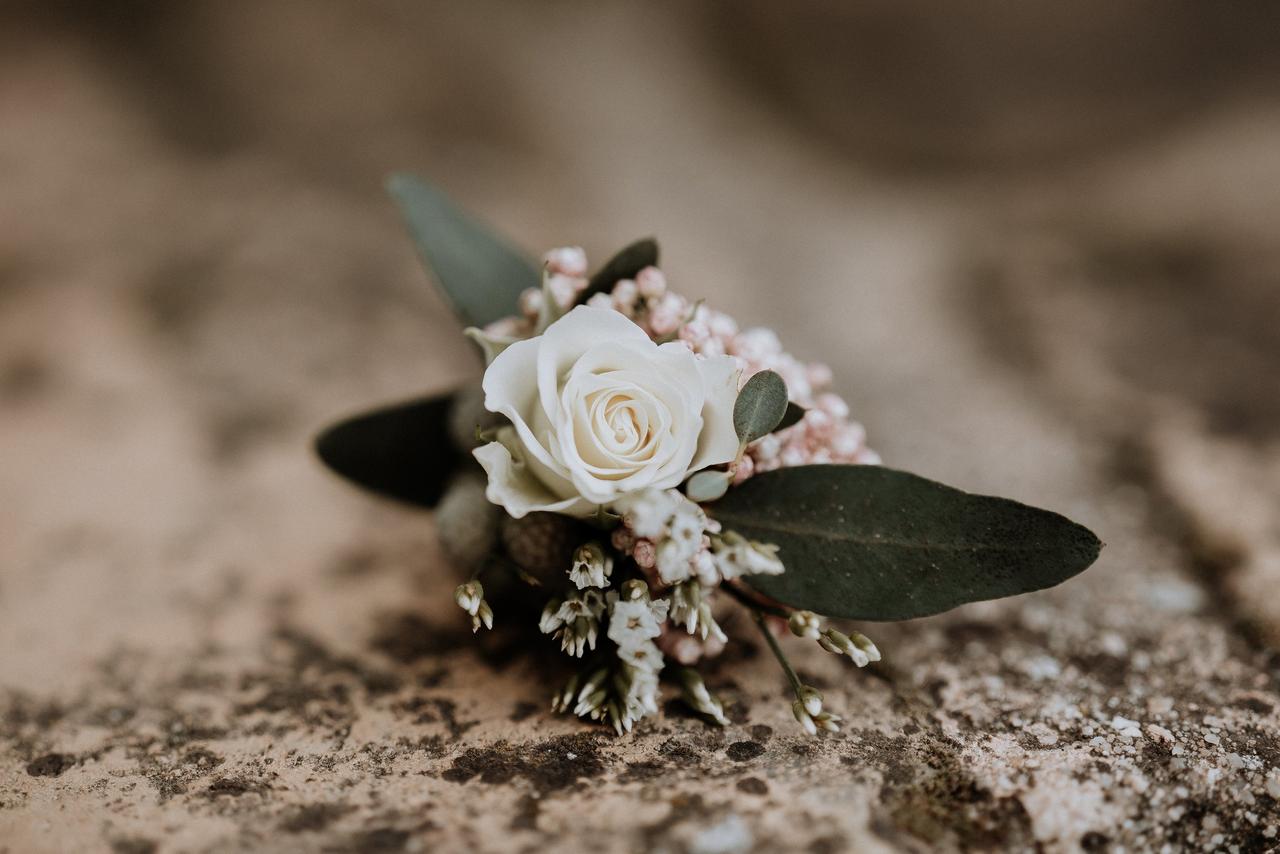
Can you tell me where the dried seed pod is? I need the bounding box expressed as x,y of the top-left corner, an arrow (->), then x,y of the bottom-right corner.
436,473 -> 499,570
499,511 -> 582,581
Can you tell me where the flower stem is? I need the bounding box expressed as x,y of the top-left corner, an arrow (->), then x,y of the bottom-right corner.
750,608 -> 804,698
721,581 -> 790,619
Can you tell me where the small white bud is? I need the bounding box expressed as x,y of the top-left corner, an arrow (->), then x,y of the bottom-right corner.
517,287 -> 544,318
788,610 -> 821,639
636,266 -> 666,299
850,631 -> 881,663
539,597 -> 563,634
677,668 -> 729,726
619,579 -> 648,601
472,601 -> 493,633
798,686 -> 823,717
814,711 -> 842,733
792,700 -> 818,736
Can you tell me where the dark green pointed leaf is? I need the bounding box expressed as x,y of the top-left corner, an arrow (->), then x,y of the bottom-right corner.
575,237 -> 659,306
387,174 -> 541,328
710,465 -> 1101,621
315,392 -> 462,508
776,402 -> 805,433
733,370 -> 790,446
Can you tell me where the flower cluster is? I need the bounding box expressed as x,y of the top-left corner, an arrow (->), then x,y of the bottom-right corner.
453,246 -> 881,734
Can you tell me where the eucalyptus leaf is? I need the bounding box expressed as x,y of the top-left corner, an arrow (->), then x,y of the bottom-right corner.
685,469 -> 734,503
575,237 -> 659,306
315,392 -> 463,508
710,465 -> 1101,621
387,174 -> 541,328
776,402 -> 805,433
733,370 -> 790,446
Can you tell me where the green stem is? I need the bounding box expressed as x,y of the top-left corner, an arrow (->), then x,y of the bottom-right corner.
750,608 -> 804,699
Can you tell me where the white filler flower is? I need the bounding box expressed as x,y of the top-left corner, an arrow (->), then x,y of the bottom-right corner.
474,306 -> 739,517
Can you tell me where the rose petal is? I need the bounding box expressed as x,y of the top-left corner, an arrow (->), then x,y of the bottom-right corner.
689,354 -> 741,471
473,431 -> 594,518
482,336 -> 571,480
537,306 -> 650,429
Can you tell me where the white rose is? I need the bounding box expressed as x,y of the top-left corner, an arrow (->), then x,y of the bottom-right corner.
473,306 -> 740,518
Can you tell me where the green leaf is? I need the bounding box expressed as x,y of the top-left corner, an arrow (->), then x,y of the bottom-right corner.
733,370 -> 790,446
387,174 -> 541,328
575,237 -> 659,306
315,392 -> 463,508
685,469 -> 734,503
710,465 -> 1101,621
776,402 -> 805,433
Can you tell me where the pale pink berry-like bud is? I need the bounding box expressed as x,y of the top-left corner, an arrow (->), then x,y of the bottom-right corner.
753,433 -> 781,462
807,362 -> 834,389
732,328 -> 783,363
612,279 -> 639,312
547,273 -> 578,309
780,446 -> 808,468
706,311 -> 738,341
803,409 -> 834,437
679,319 -> 710,347
648,300 -> 684,337
816,392 -> 849,420
586,292 -> 613,310
733,455 -> 755,484
543,246 -> 588,277
518,287 -> 544,318
633,539 -> 657,569
832,423 -> 866,458
857,448 -> 882,465
774,360 -> 812,404
636,266 -> 667,299
810,449 -> 832,464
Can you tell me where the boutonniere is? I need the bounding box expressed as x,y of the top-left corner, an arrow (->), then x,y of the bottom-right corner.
317,175 -> 1101,735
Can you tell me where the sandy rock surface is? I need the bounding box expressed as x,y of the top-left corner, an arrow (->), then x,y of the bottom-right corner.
1,4 -> 1278,852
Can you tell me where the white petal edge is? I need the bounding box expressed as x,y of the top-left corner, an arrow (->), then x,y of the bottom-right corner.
473,436 -> 594,519
689,354 -> 741,472
482,335 -> 569,479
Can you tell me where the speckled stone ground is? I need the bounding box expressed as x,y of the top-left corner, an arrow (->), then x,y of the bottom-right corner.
1,4 -> 1278,852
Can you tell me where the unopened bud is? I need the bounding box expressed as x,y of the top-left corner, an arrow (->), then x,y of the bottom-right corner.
798,685 -> 823,717
814,710 -> 842,733
552,672 -> 580,713
619,579 -> 648,601
819,628 -> 869,667
471,601 -> 493,633
539,597 -> 563,634
792,700 -> 818,736
453,582 -> 483,616
788,610 -> 821,639
849,631 -> 881,663
677,668 -> 729,726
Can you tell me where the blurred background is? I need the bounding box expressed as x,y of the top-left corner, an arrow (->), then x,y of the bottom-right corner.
2,2 -> 1279,850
